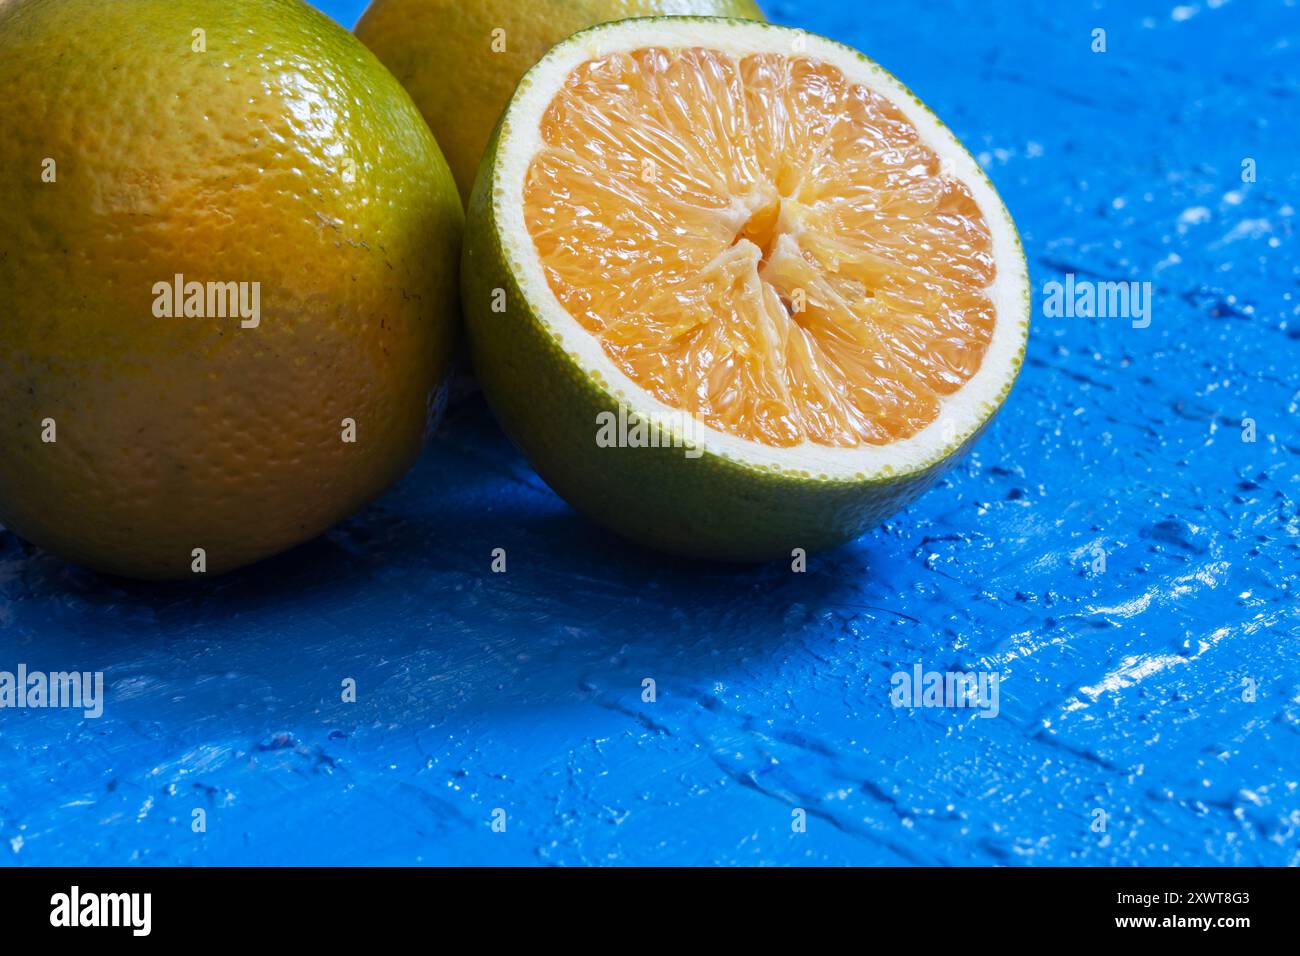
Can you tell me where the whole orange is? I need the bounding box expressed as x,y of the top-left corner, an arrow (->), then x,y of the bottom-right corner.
0,0 -> 463,579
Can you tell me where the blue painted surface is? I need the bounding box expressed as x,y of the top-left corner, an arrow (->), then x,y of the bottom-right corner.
2,0 -> 1298,866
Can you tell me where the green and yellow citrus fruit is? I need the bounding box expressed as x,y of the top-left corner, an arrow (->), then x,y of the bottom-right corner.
354,0 -> 764,203
0,0 -> 463,579
462,17 -> 1030,561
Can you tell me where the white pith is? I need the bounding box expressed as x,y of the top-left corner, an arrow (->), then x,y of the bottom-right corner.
492,17 -> 1030,482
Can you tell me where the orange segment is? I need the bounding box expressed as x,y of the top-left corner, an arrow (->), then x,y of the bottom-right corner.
524,48 -> 996,448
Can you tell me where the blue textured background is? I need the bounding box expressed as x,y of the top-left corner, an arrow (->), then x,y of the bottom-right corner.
2,0 -> 1297,866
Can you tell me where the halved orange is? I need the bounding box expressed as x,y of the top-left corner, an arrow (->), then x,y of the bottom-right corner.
463,17 -> 1030,560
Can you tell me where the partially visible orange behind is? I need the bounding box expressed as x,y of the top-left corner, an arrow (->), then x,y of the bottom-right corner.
355,0 -> 765,203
